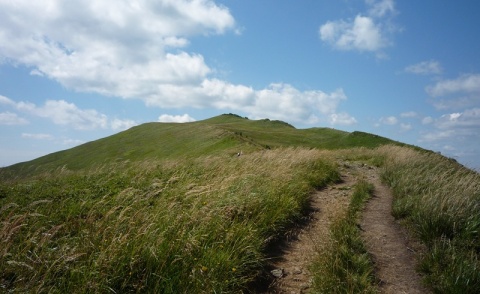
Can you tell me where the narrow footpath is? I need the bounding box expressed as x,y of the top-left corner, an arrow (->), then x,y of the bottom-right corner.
360,166 -> 430,294
266,162 -> 429,294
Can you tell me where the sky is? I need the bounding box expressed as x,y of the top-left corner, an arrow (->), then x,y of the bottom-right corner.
1,0 -> 479,170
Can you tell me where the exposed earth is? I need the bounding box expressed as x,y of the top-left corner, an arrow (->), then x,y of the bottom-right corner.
265,162 -> 430,293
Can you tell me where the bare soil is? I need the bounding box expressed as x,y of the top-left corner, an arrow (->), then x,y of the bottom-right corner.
265,162 -> 430,294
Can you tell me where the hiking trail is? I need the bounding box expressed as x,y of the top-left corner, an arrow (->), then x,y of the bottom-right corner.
265,161 -> 430,293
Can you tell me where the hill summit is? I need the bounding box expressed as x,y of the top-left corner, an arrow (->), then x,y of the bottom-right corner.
1,113 -> 399,179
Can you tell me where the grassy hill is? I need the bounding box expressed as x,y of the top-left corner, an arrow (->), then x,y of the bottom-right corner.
0,113 -> 399,179
1,114 -> 478,293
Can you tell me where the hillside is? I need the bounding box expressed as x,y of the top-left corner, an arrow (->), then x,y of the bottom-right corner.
0,113 -> 400,179
1,114 -> 478,293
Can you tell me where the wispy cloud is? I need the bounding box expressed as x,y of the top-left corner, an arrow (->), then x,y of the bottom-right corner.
379,116 -> 398,125
400,111 -> 418,118
426,74 -> 480,97
405,60 -> 443,75
426,73 -> 480,110
21,133 -> 53,140
319,0 -> 398,56
0,112 -> 29,125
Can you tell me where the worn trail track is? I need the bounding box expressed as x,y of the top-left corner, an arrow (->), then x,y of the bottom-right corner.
266,162 -> 429,294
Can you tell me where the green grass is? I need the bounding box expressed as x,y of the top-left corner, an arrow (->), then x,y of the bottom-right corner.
2,114 -> 479,292
310,180 -> 378,294
379,145 -> 480,293
0,114 -> 400,180
0,148 -> 339,293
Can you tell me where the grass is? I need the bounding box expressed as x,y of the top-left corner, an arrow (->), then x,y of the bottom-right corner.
2,113 -> 479,292
379,145 -> 480,293
310,179 -> 378,293
0,148 -> 339,293
0,114 -> 401,180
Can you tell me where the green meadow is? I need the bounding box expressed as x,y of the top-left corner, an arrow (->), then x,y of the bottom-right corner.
1,114 -> 478,293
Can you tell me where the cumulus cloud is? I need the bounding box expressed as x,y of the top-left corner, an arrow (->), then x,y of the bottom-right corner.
158,114 -> 196,123
319,0 -> 397,55
147,81 -> 354,125
405,60 -> 443,75
320,16 -> 387,52
27,100 -> 109,130
0,1 -> 354,125
0,0 -> 234,99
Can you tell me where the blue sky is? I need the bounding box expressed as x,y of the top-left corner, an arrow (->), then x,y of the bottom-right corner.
1,0 -> 479,170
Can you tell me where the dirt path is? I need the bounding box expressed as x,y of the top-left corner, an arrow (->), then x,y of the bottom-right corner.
265,166 -> 355,293
360,166 -> 430,294
266,162 -> 429,294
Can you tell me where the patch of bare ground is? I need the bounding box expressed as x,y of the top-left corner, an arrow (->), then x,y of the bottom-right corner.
359,165 -> 430,294
264,162 -> 430,294
264,167 -> 355,293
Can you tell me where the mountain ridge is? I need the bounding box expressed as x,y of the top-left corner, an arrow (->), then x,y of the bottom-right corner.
1,113 -> 404,179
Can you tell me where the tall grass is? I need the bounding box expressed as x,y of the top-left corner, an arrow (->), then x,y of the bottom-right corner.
379,145 -> 480,293
0,148 -> 338,293
310,180 -> 378,293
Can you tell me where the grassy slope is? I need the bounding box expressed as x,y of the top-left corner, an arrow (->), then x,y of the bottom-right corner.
1,114 -> 478,292
0,114 -> 400,180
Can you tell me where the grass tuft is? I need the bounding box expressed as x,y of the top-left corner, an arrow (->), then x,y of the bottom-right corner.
379,145 -> 480,293
310,180 -> 378,293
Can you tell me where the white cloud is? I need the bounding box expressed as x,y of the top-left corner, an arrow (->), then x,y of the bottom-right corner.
366,0 -> 396,18
319,0 -> 397,54
0,1 -> 354,126
379,116 -> 398,125
21,133 -> 53,140
405,60 -> 442,75
146,81 -> 354,125
0,95 -> 16,106
246,85 -> 352,125
1,95 -> 137,130
420,109 -> 480,143
32,100 -> 108,130
329,112 -> 358,125
426,74 -> 480,97
400,123 -> 412,131
426,74 -> 480,110
0,0 -> 234,99
111,118 -> 138,131
0,112 -> 29,125
320,15 -> 387,52
435,108 -> 480,130
158,114 -> 196,123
